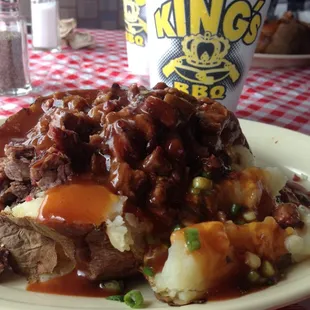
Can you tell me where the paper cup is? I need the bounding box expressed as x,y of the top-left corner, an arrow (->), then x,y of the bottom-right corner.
146,0 -> 271,111
123,0 -> 149,76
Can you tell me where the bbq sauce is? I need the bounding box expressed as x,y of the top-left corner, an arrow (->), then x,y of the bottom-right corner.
0,102 -> 43,156
208,282 -> 265,301
38,181 -> 121,225
27,269 -> 113,297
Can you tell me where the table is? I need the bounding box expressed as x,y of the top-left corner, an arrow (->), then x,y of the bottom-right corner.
0,29 -> 310,310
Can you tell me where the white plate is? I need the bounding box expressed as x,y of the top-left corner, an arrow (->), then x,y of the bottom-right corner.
0,119 -> 310,310
252,53 -> 310,69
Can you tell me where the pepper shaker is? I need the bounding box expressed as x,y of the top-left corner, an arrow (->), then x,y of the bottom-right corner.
31,0 -> 60,51
0,0 -> 32,96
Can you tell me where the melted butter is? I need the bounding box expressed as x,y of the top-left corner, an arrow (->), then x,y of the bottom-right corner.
38,183 -> 120,225
27,269 -> 113,297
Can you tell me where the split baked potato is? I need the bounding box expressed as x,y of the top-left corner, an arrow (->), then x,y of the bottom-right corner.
0,83 -> 309,306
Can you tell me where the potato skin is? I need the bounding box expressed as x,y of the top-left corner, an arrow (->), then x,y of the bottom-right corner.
0,214 -> 75,282
0,213 -> 142,282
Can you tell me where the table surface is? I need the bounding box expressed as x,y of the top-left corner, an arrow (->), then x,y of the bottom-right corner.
0,29 -> 310,310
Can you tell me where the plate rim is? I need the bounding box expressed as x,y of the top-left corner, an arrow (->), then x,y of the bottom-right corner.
254,53 -> 310,60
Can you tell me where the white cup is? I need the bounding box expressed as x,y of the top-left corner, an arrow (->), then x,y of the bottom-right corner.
123,0 -> 149,76
146,0 -> 271,111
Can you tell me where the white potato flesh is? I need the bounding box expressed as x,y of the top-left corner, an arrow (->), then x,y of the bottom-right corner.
152,222 -> 237,305
286,206 -> 310,262
151,218 -> 290,305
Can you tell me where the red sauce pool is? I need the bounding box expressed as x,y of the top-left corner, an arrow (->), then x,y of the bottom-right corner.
27,269 -> 114,297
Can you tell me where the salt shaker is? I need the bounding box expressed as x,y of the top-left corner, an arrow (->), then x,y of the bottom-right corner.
31,0 -> 60,51
0,0 -> 31,96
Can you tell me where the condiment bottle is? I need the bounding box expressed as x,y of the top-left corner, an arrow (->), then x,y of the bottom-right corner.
31,0 -> 60,51
0,0 -> 31,96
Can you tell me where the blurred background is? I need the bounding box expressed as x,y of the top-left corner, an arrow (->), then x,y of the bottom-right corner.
19,0 -> 125,30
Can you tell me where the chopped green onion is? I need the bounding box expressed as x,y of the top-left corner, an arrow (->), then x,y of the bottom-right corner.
190,188 -> 201,195
124,290 -> 144,309
184,228 -> 201,252
261,260 -> 275,277
247,270 -> 260,283
275,196 -> 282,204
235,219 -> 245,225
106,295 -> 125,302
173,224 -> 182,231
202,171 -> 212,179
100,280 -> 124,293
243,211 -> 257,222
192,177 -> 213,190
225,165 -> 232,173
143,266 -> 154,277
231,204 -> 242,216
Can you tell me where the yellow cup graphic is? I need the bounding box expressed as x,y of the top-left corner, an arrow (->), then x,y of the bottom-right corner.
123,0 -> 148,75
147,0 -> 271,111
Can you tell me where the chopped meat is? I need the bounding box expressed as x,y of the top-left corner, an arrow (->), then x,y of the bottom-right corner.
273,203 -> 303,229
103,114 -> 146,164
30,149 -> 72,190
0,83 -> 250,228
139,96 -> 177,128
48,126 -> 95,172
50,109 -> 100,142
109,162 -> 148,198
142,147 -> 172,176
91,153 -> 107,176
279,186 -> 300,205
164,134 -> 185,161
4,145 -> 35,182
281,182 -> 310,207
84,227 -> 139,281
0,181 -> 31,207
0,247 -> 10,274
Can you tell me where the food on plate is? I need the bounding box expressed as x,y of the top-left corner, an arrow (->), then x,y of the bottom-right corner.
256,12 -> 310,55
0,83 -> 309,306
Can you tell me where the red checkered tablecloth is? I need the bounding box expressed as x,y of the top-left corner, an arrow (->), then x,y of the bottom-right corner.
0,29 -> 309,136
0,29 -> 309,310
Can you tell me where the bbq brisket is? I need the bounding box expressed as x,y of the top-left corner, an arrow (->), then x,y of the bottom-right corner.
1,83 -> 307,230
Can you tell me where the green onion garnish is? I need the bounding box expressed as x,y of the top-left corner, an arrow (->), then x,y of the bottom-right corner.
235,219 -> 246,225
173,224 -> 183,231
124,290 -> 144,309
261,260 -> 276,278
100,280 -> 124,293
184,228 -> 201,252
143,266 -> 154,277
202,171 -> 212,179
106,295 -> 125,302
231,204 -> 242,216
247,270 -> 260,283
